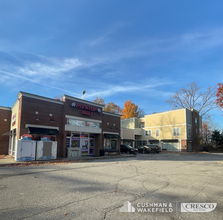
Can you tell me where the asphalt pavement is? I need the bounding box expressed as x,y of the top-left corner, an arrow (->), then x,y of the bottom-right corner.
0,153 -> 223,220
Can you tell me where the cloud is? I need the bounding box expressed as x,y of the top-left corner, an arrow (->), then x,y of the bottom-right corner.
85,80 -> 174,99
17,57 -> 82,77
85,22 -> 131,47
0,69 -> 80,96
181,27 -> 223,51
0,26 -> 222,101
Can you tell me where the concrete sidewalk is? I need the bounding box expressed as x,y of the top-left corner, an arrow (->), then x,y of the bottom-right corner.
0,154 -> 136,167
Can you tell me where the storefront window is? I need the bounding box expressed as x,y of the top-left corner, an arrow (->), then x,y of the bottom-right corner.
68,119 -> 100,129
68,119 -> 85,127
71,133 -> 80,137
111,140 -> 117,149
71,138 -> 80,148
67,132 -> 71,137
104,139 -> 117,149
86,121 -> 100,128
105,139 -> 110,148
67,132 -> 95,155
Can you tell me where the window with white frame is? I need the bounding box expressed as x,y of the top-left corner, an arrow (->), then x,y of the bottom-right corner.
141,122 -> 145,128
173,127 -> 180,136
145,130 -> 152,136
155,129 -> 160,137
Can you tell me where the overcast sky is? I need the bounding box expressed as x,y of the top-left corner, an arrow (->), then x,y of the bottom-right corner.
0,0 -> 223,127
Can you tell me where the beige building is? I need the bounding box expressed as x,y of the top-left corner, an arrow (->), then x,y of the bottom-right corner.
121,108 -> 202,152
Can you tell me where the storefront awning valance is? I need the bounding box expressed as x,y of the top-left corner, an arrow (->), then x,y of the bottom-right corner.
28,127 -> 59,135
121,139 -> 135,141
104,133 -> 120,139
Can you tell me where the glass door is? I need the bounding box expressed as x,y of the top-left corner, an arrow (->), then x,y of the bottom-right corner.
80,134 -> 89,155
89,138 -> 94,155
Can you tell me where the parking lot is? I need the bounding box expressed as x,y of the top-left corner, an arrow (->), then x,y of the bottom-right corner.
0,152 -> 223,220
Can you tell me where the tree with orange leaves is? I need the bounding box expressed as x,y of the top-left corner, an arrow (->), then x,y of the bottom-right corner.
121,100 -> 139,119
216,83 -> 223,111
93,96 -> 105,105
104,101 -> 122,114
94,97 -> 122,114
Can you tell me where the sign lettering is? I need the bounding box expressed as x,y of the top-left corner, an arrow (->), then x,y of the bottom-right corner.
71,102 -> 101,116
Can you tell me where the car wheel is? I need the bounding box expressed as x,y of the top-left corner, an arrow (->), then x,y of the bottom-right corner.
127,151 -> 130,154
143,150 -> 145,154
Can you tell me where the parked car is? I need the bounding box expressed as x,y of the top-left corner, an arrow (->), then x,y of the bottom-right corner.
136,146 -> 151,154
145,144 -> 161,153
120,144 -> 138,155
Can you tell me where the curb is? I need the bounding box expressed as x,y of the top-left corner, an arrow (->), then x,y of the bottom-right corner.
0,155 -> 136,167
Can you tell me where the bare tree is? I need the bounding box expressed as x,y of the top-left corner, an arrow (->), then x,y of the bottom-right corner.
166,82 -> 217,120
138,108 -> 145,118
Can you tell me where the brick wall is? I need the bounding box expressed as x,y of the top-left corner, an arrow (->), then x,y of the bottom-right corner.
191,110 -> 202,151
20,96 -> 64,157
102,113 -> 121,154
0,108 -> 11,155
181,139 -> 187,152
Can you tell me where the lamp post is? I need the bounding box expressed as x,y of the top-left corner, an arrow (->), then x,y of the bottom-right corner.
82,90 -> 86,99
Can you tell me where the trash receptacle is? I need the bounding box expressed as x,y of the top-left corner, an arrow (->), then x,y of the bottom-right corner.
100,149 -> 105,156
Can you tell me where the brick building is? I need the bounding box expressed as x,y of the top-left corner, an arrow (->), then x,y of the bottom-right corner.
0,107 -> 11,155
0,92 -> 121,157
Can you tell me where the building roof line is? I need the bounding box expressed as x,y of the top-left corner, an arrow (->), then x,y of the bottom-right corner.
17,91 -> 64,105
63,95 -> 105,108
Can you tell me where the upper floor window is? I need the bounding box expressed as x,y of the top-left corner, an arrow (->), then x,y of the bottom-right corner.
195,117 -> 197,125
188,127 -> 192,138
155,129 -> 160,137
173,127 -> 180,136
145,130 -> 152,136
141,122 -> 145,128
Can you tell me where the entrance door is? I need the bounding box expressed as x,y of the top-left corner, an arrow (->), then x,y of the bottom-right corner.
80,134 -> 88,155
111,140 -> 117,149
89,138 -> 94,155
187,142 -> 192,152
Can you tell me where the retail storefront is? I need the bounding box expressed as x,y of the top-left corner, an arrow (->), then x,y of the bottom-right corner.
104,133 -> 120,150
1,92 -> 121,159
66,132 -> 96,155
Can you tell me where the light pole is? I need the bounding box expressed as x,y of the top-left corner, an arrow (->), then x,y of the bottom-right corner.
82,90 -> 86,99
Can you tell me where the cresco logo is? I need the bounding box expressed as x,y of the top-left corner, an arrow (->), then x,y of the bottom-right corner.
181,203 -> 217,212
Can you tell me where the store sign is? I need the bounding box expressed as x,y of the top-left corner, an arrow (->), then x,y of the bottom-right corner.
71,102 -> 101,116
12,114 -> 16,127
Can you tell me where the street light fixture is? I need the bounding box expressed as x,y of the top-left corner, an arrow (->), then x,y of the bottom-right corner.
82,90 -> 86,100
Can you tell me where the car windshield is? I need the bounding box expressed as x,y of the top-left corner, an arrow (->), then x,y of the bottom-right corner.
126,145 -> 132,149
